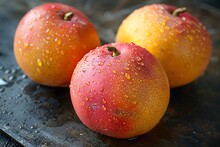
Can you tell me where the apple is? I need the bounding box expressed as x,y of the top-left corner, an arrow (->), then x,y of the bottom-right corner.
116,4 -> 212,88
14,3 -> 100,87
70,42 -> 170,138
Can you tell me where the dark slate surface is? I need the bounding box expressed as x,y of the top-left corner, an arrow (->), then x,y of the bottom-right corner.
0,0 -> 220,146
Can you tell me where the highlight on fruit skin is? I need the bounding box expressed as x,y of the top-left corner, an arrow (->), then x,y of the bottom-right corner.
70,42 -> 170,138
14,3 -> 101,87
116,4 -> 212,88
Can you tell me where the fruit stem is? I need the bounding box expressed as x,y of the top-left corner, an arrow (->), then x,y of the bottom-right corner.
64,12 -> 74,21
172,7 -> 187,16
107,46 -> 121,57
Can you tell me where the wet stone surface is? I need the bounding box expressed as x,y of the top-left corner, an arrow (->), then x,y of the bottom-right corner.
0,0 -> 220,146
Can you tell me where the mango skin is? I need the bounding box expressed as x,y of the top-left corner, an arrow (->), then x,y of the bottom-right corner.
14,3 -> 100,87
116,4 -> 212,88
70,42 -> 170,138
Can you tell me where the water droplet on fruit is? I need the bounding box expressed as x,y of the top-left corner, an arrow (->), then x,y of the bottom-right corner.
98,61 -> 104,66
39,26 -> 43,30
29,25 -> 33,30
140,62 -> 145,66
102,105 -> 107,111
132,101 -> 137,105
45,28 -> 50,34
102,99 -> 107,104
124,67 -> 129,70
72,24 -> 76,27
133,88 -> 138,92
100,87 -> 104,92
24,43 -> 29,48
37,59 -> 43,67
45,50 -> 50,54
82,68 -> 86,72
112,70 -> 117,74
136,56 -> 141,61
18,48 -> 22,54
46,36 -> 50,40
188,35 -> 193,41
107,63 -> 112,66
92,71 -> 96,76
49,57 -> 53,62
54,38 -> 58,42
124,94 -> 129,98
86,81 -> 90,86
125,73 -> 131,80
50,22 -> 55,26
56,39 -> 62,45
36,68 -> 41,74
60,51 -> 64,55
37,14 -> 42,19
134,72 -> 139,76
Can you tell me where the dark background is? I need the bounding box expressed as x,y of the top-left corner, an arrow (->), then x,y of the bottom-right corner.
1,0 -> 220,146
